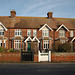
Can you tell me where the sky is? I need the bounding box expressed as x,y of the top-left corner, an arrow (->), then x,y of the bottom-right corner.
0,0 -> 75,18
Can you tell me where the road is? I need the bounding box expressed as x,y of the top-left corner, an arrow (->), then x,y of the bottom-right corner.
0,63 -> 75,75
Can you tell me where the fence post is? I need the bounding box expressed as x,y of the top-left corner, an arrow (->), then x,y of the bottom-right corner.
38,50 -> 40,62
49,51 -> 51,62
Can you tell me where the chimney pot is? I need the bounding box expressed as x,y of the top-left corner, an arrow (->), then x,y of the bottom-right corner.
10,10 -> 16,18
47,12 -> 53,19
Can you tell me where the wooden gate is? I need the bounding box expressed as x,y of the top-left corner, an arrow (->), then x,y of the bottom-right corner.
38,51 -> 51,62
21,50 -> 34,61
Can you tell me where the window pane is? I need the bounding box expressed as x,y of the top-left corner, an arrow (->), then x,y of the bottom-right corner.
27,30 -> 31,36
43,30 -> 49,37
15,29 -> 22,36
59,30 -> 65,37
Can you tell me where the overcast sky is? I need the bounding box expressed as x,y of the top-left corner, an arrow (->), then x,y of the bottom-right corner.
0,0 -> 75,18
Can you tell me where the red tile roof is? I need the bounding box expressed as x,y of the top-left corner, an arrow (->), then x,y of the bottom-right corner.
0,16 -> 75,29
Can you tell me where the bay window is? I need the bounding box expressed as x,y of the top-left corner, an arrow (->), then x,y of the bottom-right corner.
0,40 -> 2,47
43,40 -> 49,49
15,40 -> 21,49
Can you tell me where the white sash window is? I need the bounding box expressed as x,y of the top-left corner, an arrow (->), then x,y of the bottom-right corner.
70,31 -> 74,37
15,29 -> 22,36
42,30 -> 49,37
27,30 -> 31,36
0,40 -> 2,47
0,29 -> 4,36
43,40 -> 49,49
15,40 -> 21,49
33,30 -> 37,36
59,30 -> 65,37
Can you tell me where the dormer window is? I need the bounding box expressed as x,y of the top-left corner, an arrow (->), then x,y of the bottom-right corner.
15,29 -> 22,36
0,29 -> 4,36
42,30 -> 49,37
59,30 -> 65,37
27,30 -> 31,36
33,30 -> 37,36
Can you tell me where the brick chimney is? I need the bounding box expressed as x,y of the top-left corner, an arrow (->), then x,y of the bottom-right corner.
10,10 -> 16,18
47,12 -> 53,19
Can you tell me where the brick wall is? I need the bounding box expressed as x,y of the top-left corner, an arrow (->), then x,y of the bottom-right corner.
0,52 -> 38,62
0,52 -> 21,62
33,52 -> 75,62
52,52 -> 75,62
0,52 -> 75,62
34,54 -> 38,62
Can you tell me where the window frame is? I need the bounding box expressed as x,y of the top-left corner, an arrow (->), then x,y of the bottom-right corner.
59,30 -> 65,37
27,30 -> 31,36
0,29 -> 4,36
42,29 -> 49,37
0,40 -> 2,47
15,40 -> 21,49
70,31 -> 74,37
15,29 -> 22,36
33,30 -> 37,36
61,40 -> 66,44
43,40 -> 49,49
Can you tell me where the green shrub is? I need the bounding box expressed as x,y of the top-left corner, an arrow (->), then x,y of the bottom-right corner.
45,49 -> 49,52
53,41 -> 71,52
52,41 -> 62,52
58,42 -> 71,52
9,48 -> 14,52
0,47 -> 3,52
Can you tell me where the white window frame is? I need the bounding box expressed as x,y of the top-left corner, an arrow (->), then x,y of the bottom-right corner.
27,30 -> 31,36
0,40 -> 2,47
15,29 -> 22,36
42,30 -> 49,37
33,30 -> 37,36
59,30 -> 65,37
0,29 -> 4,36
15,40 -> 21,49
4,40 -> 6,48
70,31 -> 74,37
61,40 -> 66,44
43,40 -> 49,49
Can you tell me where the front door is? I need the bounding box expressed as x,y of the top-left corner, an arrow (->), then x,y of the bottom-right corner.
28,42 -> 31,51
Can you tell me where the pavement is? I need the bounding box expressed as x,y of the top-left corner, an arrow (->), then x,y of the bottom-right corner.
0,63 -> 75,75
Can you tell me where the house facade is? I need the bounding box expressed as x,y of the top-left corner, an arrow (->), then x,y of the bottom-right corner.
0,10 -> 75,53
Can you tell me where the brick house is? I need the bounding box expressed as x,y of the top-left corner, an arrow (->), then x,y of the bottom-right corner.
0,10 -> 75,52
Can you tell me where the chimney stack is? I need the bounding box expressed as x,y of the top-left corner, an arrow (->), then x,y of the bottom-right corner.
10,10 -> 16,18
47,12 -> 53,19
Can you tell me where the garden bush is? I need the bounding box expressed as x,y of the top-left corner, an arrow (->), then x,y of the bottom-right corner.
9,48 -> 14,52
0,47 -> 3,52
53,41 -> 71,52
58,42 -> 71,52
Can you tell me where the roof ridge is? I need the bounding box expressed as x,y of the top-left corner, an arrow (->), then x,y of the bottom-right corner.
16,16 -> 47,18
54,17 -> 75,19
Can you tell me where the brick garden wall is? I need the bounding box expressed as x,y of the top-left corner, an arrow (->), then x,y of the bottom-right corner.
0,52 -> 38,62
0,52 -> 75,62
34,54 -> 38,62
0,52 -> 21,62
52,52 -> 75,62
